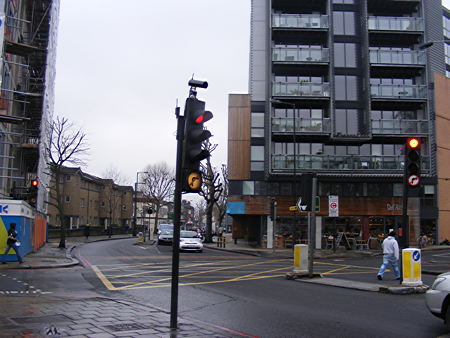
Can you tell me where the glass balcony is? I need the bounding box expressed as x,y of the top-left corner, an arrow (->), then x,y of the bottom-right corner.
368,16 -> 424,31
369,49 -> 426,65
272,118 -> 331,133
271,155 -> 431,171
371,119 -> 428,134
273,82 -> 330,97
272,14 -> 329,29
370,84 -> 427,99
273,47 -> 329,63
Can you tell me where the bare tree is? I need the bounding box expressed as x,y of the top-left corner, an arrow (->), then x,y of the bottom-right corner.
141,162 -> 175,239
103,165 -> 131,186
194,198 -> 207,228
46,116 -> 89,248
199,141 -> 223,243
215,164 -> 228,227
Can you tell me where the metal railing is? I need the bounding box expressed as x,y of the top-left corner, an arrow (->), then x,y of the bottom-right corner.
272,154 -> 429,171
272,118 -> 331,133
273,82 -> 330,97
272,47 -> 329,63
370,84 -> 427,99
369,49 -> 426,65
368,16 -> 424,31
272,14 -> 329,29
371,119 -> 428,134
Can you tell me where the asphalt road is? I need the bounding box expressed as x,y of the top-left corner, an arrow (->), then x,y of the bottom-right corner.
68,238 -> 449,338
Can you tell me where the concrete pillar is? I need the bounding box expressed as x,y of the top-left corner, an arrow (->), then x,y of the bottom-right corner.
315,216 -> 322,249
266,215 -> 273,249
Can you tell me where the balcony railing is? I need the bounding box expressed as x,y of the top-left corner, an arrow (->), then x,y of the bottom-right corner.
369,49 -> 426,65
272,14 -> 329,29
371,119 -> 428,134
272,118 -> 331,133
273,82 -> 330,97
273,47 -> 329,63
368,16 -> 424,31
272,155 -> 429,171
370,84 -> 427,99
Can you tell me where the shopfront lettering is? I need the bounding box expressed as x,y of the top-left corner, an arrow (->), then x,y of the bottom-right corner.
386,203 -> 402,211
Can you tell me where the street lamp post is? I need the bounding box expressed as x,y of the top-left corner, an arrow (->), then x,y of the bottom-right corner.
133,171 -> 149,236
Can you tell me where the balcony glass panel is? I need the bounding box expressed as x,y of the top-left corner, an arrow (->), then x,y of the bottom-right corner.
272,118 -> 331,133
273,47 -> 329,62
272,14 -> 329,29
273,82 -> 330,97
368,16 -> 424,31
370,84 -> 427,99
369,50 -> 425,65
371,119 -> 428,134
271,154 -> 430,171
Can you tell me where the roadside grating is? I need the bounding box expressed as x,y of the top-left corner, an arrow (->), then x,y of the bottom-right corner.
9,314 -> 72,325
104,322 -> 151,332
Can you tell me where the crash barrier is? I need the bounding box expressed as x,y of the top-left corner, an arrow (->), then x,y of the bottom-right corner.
0,200 -> 42,262
293,244 -> 309,273
402,248 -> 422,286
217,236 -> 226,248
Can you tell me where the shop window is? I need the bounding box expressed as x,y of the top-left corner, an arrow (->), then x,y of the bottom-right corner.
243,181 -> 255,195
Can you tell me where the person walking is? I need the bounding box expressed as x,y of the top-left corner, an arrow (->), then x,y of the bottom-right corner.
377,230 -> 400,280
1,223 -> 23,264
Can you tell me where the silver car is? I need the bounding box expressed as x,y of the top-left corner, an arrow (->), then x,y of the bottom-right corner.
179,230 -> 203,253
157,230 -> 173,245
426,272 -> 450,329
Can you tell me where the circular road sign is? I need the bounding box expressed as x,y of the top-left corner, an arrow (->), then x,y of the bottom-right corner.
408,174 -> 420,187
330,202 -> 337,209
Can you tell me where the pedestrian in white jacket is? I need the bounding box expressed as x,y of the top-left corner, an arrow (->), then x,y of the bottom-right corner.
377,231 -> 400,281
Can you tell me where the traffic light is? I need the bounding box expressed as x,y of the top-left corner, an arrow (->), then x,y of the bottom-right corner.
182,97 -> 213,193
28,178 -> 39,207
298,174 -> 314,212
405,137 -> 421,194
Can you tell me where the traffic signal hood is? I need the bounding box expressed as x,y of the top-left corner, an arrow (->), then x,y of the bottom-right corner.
182,97 -> 213,170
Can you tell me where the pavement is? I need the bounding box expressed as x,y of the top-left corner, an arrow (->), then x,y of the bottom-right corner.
0,233 -> 448,337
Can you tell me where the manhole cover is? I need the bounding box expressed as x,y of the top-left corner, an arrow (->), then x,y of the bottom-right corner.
104,323 -> 151,332
10,314 -> 72,325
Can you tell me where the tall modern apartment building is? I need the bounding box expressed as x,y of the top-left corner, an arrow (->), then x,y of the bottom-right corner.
227,0 -> 450,247
0,0 -> 59,214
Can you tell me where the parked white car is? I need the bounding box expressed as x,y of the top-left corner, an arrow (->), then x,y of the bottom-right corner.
179,230 -> 203,253
426,272 -> 450,329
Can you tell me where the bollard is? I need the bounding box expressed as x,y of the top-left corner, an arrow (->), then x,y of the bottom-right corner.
402,248 -> 422,286
293,244 -> 309,274
137,232 -> 144,243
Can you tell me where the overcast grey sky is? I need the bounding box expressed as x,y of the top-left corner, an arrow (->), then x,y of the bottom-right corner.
54,0 -> 449,184
54,0 -> 251,183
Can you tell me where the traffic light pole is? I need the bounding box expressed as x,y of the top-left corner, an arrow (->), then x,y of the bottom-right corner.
170,107 -> 184,331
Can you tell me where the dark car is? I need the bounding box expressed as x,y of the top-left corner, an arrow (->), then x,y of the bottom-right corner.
157,229 -> 173,245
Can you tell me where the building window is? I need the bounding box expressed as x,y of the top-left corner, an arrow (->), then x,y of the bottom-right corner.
424,185 -> 435,195
335,75 -> 358,100
80,198 -> 85,208
393,183 -> 403,197
243,181 -> 254,195
65,175 -> 71,181
333,11 -> 355,35
251,112 -> 265,138
65,195 -> 71,203
251,145 -> 264,172
100,201 -> 105,208
334,43 -> 356,68
122,205 -> 127,210
335,109 -> 359,135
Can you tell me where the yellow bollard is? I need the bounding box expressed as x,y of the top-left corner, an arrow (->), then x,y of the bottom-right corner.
402,248 -> 422,286
293,244 -> 309,274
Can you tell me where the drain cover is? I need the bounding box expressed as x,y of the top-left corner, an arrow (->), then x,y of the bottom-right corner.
104,323 -> 151,332
10,314 -> 72,325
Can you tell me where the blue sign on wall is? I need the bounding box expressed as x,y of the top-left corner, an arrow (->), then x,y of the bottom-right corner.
227,202 -> 245,215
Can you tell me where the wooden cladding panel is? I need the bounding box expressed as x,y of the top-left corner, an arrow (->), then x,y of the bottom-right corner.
228,94 -> 251,180
435,73 -> 450,241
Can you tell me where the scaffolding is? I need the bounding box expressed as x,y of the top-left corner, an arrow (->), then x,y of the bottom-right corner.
0,0 -> 56,208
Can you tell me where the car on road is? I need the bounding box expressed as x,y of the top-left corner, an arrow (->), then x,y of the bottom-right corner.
157,224 -> 174,235
426,272 -> 450,329
157,229 -> 173,245
179,230 -> 203,253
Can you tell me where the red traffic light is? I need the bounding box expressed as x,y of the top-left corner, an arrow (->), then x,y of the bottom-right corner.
194,111 -> 213,124
407,138 -> 420,149
31,179 -> 38,187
